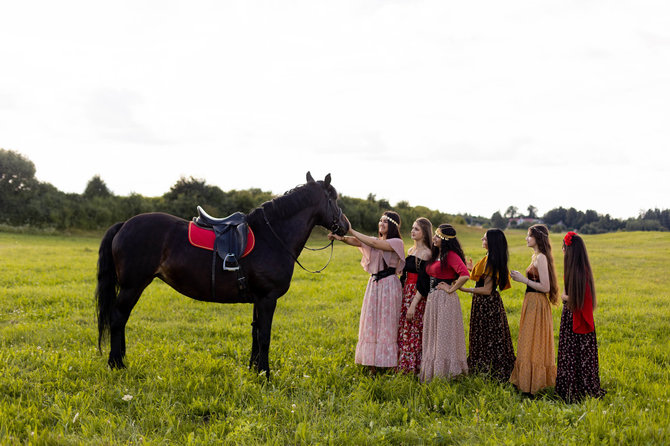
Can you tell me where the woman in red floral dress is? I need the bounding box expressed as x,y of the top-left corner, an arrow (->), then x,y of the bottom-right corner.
397,217 -> 433,374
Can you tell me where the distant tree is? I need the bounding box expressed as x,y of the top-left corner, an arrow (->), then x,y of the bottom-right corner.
84,175 -> 112,198
0,149 -> 39,224
527,205 -> 538,219
0,148 -> 37,193
504,206 -> 518,219
163,176 -> 228,219
227,188 -> 274,214
661,210 -> 670,230
378,198 -> 391,210
565,207 -> 584,229
584,209 -> 599,225
491,211 -> 507,229
542,207 -> 567,226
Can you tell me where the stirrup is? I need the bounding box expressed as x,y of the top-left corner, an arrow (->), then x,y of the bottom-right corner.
222,253 -> 240,271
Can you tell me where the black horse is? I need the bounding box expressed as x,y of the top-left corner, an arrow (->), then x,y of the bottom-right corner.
96,172 -> 348,375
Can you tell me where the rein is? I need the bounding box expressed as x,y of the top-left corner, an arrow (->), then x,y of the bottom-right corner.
260,198 -> 339,274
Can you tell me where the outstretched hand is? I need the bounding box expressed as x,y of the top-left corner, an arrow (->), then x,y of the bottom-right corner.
510,270 -> 525,283
328,232 -> 344,241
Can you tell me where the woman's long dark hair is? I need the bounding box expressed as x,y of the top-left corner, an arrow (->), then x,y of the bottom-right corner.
563,233 -> 596,311
528,224 -> 559,305
381,211 -> 402,240
485,228 -> 510,291
432,224 -> 466,267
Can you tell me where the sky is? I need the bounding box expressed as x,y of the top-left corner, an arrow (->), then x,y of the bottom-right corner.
1,0 -> 668,220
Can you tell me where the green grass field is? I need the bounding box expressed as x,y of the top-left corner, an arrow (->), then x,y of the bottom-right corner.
1,227 -> 669,445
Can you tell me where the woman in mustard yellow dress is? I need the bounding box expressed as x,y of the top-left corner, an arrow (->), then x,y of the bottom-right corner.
509,224 -> 559,395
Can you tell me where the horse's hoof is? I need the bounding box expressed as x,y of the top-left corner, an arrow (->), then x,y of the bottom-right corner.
108,357 -> 126,370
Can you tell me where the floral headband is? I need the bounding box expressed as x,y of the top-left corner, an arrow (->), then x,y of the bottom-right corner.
382,215 -> 399,227
564,231 -> 577,246
435,227 -> 456,241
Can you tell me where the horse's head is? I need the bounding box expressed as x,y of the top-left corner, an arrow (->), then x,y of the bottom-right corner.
306,172 -> 349,236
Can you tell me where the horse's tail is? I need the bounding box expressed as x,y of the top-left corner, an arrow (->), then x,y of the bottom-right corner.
96,221 -> 125,352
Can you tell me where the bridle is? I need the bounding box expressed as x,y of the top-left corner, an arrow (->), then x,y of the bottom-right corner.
261,191 -> 344,274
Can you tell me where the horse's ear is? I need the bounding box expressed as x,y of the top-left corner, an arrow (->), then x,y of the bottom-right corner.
324,173 -> 331,187
306,172 -> 315,183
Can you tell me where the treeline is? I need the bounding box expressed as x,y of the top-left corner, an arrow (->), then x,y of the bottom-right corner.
1,149 -> 667,234
1,149 -> 456,233
490,204 -> 670,234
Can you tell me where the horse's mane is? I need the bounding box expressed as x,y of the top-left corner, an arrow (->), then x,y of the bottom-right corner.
248,182 -> 320,222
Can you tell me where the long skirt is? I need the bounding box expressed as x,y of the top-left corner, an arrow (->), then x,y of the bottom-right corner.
355,275 -> 402,367
509,291 -> 556,394
397,280 -> 426,374
556,305 -> 606,403
419,289 -> 468,382
468,291 -> 516,381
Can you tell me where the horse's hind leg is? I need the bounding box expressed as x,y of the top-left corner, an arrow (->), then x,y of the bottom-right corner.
249,304 -> 260,370
108,286 -> 146,369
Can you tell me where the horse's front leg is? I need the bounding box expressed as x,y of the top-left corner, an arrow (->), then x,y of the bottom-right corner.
254,297 -> 277,377
249,303 -> 259,370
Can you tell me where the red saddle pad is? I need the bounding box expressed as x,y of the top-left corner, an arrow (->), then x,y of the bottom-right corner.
188,221 -> 255,258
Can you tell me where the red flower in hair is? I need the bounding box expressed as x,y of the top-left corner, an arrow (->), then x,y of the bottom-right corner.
564,231 -> 577,246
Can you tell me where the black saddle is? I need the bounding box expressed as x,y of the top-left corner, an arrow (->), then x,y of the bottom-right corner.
193,206 -> 248,271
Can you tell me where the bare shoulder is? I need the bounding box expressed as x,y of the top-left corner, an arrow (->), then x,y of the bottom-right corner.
417,247 -> 432,261
533,252 -> 549,269
535,252 -> 548,263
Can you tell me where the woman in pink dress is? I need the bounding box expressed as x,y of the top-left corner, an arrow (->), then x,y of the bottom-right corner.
397,217 -> 433,374
329,211 -> 405,372
421,224 -> 471,382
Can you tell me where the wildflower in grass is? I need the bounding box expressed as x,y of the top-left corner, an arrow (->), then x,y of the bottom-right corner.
122,394 -> 133,401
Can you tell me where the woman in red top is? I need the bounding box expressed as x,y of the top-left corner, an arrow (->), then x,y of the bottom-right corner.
419,224 -> 470,382
556,231 -> 606,402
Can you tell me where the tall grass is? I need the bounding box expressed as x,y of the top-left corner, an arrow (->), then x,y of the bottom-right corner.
1,228 -> 669,444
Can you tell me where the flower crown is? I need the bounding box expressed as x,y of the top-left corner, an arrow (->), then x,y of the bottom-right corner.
435,227 -> 456,241
564,231 -> 577,246
382,215 -> 399,227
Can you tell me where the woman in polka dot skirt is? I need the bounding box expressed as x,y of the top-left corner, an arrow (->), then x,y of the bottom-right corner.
556,231 -> 606,403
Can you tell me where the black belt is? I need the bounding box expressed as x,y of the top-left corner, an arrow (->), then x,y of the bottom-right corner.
430,277 -> 454,291
372,267 -> 396,282
526,285 -> 541,293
